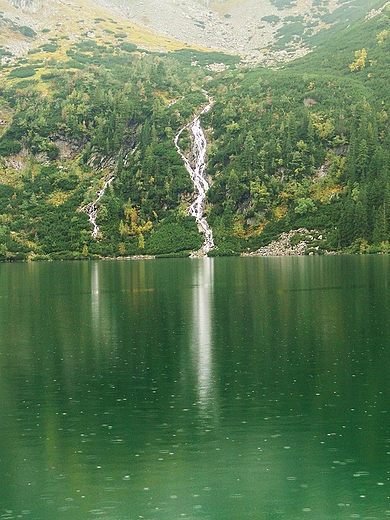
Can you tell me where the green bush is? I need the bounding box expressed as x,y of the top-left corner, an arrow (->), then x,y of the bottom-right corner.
9,66 -> 36,78
17,25 -> 36,38
0,47 -> 12,57
120,42 -> 137,52
261,15 -> 280,24
271,0 -> 295,9
41,43 -> 58,53
145,218 -> 203,254
0,138 -> 22,156
41,72 -> 57,80
14,79 -> 38,89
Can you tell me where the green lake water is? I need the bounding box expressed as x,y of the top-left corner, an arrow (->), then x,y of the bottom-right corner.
1,256 -> 390,519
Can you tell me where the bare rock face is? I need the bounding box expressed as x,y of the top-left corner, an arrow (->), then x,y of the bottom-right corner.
91,0 -> 292,59
87,0 -> 381,65
0,0 -> 382,66
9,0 -> 42,12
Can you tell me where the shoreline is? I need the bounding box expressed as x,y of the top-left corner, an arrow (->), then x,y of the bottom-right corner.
3,229 -> 390,262
4,250 -> 390,263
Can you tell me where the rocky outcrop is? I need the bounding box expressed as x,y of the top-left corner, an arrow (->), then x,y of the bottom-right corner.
243,229 -> 327,257
365,1 -> 390,20
8,0 -> 42,13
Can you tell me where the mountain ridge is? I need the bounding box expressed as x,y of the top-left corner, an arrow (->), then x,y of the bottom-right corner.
2,0 -> 386,65
0,0 -> 209,62
88,0 -> 384,65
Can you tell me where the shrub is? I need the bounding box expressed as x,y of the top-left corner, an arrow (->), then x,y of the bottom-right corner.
41,72 -> 57,80
17,25 -> 36,38
261,15 -> 280,24
0,138 -> 22,156
120,42 -> 137,52
9,66 -> 36,78
46,143 -> 60,160
41,43 -> 58,53
14,79 -> 38,89
145,218 -> 202,254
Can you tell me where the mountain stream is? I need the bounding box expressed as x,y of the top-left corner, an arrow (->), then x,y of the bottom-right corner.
80,176 -> 115,238
174,97 -> 215,255
82,96 -> 214,250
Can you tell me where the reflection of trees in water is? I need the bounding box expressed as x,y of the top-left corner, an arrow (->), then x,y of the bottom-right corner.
2,258 -> 390,516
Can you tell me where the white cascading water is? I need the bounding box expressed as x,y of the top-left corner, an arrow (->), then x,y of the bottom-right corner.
174,97 -> 215,255
80,176 -> 115,238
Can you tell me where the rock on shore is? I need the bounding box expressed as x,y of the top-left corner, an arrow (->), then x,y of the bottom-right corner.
243,228 -> 327,257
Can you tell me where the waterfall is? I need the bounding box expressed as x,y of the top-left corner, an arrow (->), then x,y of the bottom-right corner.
174,96 -> 215,255
80,176 -> 115,238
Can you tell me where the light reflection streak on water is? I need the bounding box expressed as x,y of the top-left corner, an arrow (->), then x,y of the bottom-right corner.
191,258 -> 217,420
90,262 -> 117,356
91,260 -> 100,318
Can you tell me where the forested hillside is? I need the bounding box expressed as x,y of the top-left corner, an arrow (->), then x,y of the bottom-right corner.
204,4 -> 390,254
1,1 -> 390,259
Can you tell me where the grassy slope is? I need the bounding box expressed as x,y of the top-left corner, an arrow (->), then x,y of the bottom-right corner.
287,2 -> 390,103
0,0 -> 211,54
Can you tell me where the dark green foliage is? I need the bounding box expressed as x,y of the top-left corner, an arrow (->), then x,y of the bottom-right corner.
171,49 -> 241,68
261,15 -> 280,24
14,25 -> 36,38
0,185 -> 16,212
0,41 -> 213,258
0,138 -> 21,156
270,0 -> 296,10
75,40 -> 99,52
41,72 -> 58,80
8,66 -> 36,78
0,47 -> 12,57
120,42 -> 137,52
276,21 -> 305,38
14,79 -> 38,89
201,3 -> 390,252
145,216 -> 203,255
40,43 -> 58,52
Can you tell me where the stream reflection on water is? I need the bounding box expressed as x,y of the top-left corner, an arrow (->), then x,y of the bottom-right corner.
1,256 -> 390,519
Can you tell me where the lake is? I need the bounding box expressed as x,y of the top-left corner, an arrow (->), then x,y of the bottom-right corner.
1,256 -> 390,519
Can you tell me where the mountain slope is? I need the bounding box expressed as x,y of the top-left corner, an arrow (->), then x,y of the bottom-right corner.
202,1 -> 390,254
0,0 -> 206,61
0,1 -> 390,259
89,0 -> 385,64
